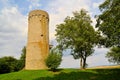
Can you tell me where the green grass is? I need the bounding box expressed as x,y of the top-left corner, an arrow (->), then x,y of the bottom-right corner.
0,68 -> 120,80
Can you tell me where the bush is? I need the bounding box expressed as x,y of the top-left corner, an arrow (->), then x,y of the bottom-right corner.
45,49 -> 62,71
0,47 -> 26,74
0,60 -> 11,74
0,56 -> 18,74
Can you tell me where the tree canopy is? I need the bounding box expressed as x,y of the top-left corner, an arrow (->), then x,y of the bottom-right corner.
106,46 -> 120,64
0,56 -> 18,74
96,0 -> 120,47
55,9 -> 99,69
0,46 -> 26,74
96,0 -> 120,64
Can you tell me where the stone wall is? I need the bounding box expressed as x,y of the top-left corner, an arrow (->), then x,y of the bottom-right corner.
25,10 -> 49,70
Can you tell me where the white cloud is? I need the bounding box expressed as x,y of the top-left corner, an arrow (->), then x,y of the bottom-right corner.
93,2 -> 100,9
27,0 -> 41,10
92,0 -> 104,9
87,47 -> 110,67
0,0 -> 9,6
49,32 -> 56,40
87,53 -> 109,67
60,55 -> 79,68
0,6 -> 27,58
47,0 -> 91,41
0,7 -> 27,35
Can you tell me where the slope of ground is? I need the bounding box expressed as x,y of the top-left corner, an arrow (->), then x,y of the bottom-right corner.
0,66 -> 120,80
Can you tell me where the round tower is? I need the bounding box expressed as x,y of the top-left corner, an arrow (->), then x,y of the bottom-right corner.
25,10 -> 49,70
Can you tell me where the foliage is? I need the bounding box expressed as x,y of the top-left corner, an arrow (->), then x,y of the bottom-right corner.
96,0 -> 120,47
0,59 -> 11,74
14,46 -> 26,71
96,0 -> 120,65
106,46 -> 120,64
55,9 -> 99,69
0,46 -> 26,74
0,68 -> 120,80
19,46 -> 26,70
0,56 -> 18,74
45,48 -> 62,71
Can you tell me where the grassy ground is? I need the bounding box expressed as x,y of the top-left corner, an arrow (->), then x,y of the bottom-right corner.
0,68 -> 120,80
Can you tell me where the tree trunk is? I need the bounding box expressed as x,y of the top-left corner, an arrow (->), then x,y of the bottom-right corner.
83,57 -> 86,69
80,58 -> 83,69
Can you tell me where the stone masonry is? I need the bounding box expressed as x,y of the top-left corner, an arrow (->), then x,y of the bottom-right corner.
25,10 -> 49,70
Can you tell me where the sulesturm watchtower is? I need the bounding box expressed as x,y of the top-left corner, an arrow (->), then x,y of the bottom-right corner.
25,10 -> 49,70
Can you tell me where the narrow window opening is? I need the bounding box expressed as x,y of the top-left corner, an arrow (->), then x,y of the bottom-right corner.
41,34 -> 43,37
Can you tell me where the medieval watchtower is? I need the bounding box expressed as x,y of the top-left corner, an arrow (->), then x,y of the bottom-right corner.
25,10 -> 49,70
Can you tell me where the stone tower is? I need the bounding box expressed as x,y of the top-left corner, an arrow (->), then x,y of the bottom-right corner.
25,10 -> 49,70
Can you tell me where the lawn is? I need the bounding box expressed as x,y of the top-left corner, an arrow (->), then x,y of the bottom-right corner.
0,68 -> 120,80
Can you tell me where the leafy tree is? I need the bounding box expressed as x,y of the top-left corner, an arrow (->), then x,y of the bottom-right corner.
0,47 -> 26,73
45,48 -> 62,71
106,46 -> 120,64
0,56 -> 18,73
96,0 -> 120,64
55,9 -> 99,69
19,46 -> 26,70
0,59 -> 11,74
14,46 -> 26,71
96,0 -> 120,47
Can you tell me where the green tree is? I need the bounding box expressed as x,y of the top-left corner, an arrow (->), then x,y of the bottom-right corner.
96,0 -> 120,47
106,46 -> 120,64
20,46 -> 26,68
0,47 -> 26,73
0,58 -> 11,74
96,0 -> 120,64
45,48 -> 62,71
0,56 -> 18,73
17,46 -> 26,70
14,46 -> 26,71
55,9 -> 99,69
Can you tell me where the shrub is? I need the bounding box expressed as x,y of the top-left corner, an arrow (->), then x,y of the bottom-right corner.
45,49 -> 62,71
0,56 -> 18,74
0,59 -> 11,74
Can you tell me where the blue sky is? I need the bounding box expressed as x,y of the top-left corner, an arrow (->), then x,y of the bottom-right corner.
0,0 -> 114,68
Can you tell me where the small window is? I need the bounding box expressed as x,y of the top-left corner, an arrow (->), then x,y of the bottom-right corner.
41,34 -> 43,37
